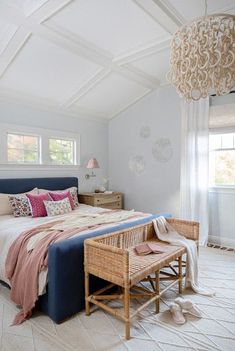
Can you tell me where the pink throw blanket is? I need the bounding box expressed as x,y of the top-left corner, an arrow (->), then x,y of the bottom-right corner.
5,212 -> 144,324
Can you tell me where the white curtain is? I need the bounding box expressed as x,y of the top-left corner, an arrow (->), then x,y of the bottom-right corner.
180,97 -> 209,246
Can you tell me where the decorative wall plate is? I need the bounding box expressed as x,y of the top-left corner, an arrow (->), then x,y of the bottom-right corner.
128,155 -> 145,175
140,126 -> 150,139
152,138 -> 173,162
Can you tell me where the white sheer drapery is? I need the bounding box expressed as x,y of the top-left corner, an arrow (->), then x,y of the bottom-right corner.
180,98 -> 209,246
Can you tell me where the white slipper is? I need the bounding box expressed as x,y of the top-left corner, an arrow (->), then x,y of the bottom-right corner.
169,302 -> 185,325
175,297 -> 202,318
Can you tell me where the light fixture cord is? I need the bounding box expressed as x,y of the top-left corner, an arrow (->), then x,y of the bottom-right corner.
204,0 -> 208,16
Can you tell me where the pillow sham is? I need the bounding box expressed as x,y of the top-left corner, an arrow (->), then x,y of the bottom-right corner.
0,188 -> 38,216
44,197 -> 72,217
9,194 -> 32,217
49,191 -> 75,210
39,187 -> 79,207
27,193 -> 52,218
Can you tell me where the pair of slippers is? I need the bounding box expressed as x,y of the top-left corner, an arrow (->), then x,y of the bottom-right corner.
169,297 -> 202,325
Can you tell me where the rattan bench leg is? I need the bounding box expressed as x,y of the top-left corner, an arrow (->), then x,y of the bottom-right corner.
155,270 -> 160,313
124,286 -> 130,340
85,271 -> 90,316
178,256 -> 183,294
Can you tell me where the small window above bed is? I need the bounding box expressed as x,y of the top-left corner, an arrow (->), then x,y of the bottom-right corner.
49,138 -> 75,165
7,133 -> 40,164
0,123 -> 80,169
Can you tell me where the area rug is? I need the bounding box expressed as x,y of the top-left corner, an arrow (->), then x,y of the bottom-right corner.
0,247 -> 234,351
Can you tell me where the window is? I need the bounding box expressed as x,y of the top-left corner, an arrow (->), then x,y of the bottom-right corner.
7,133 -> 40,164
49,138 -> 75,165
0,123 -> 80,168
209,133 -> 235,186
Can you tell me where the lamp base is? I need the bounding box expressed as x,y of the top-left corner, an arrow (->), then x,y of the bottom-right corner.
95,187 -> 106,193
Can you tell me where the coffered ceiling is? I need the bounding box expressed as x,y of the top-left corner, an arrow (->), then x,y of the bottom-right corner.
0,0 -> 234,121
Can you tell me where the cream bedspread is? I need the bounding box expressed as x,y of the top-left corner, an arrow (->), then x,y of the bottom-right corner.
0,204 -> 143,295
0,205 -> 107,287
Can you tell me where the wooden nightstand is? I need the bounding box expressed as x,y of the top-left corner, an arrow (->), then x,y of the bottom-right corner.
79,192 -> 123,210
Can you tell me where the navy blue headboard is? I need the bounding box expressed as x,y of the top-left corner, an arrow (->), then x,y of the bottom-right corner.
0,177 -> 78,194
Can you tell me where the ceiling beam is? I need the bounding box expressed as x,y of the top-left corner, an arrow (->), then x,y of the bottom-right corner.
32,22 -> 159,90
0,1 -> 160,91
27,0 -> 73,24
110,90 -> 152,120
114,38 -> 171,65
133,0 -> 185,34
116,64 -> 160,88
0,0 -> 164,119
0,0 -> 73,79
0,27 -> 31,78
62,68 -> 111,108
40,21 -> 111,67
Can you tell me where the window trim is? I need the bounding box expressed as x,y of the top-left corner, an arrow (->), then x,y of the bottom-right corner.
0,123 -> 80,169
209,186 -> 235,194
48,136 -> 76,166
209,131 -> 235,188
7,131 -> 41,165
209,127 -> 235,135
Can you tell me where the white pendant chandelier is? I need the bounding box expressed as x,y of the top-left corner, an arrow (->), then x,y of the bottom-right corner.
168,1 -> 235,101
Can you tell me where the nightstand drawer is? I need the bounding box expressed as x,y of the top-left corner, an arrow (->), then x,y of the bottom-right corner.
97,201 -> 122,209
79,192 -> 123,210
94,194 -> 121,205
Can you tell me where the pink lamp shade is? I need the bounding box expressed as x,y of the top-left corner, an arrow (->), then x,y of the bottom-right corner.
86,158 -> 100,169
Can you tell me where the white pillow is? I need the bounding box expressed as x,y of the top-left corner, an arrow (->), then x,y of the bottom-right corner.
0,188 -> 38,216
44,197 -> 72,217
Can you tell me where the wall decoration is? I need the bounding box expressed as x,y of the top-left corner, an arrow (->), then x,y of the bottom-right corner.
128,155 -> 145,175
140,125 -> 150,139
152,138 -> 173,162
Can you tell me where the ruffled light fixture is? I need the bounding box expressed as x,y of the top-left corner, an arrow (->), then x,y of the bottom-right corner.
168,0 -> 235,101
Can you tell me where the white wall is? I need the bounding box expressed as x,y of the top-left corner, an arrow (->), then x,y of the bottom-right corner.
0,100 -> 108,192
109,86 -> 181,216
2,90 -> 234,247
109,87 -> 235,247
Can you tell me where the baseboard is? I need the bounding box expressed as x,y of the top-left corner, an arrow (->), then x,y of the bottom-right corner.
208,235 -> 235,249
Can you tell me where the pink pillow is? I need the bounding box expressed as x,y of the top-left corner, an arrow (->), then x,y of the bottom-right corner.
49,191 -> 75,210
27,193 -> 52,218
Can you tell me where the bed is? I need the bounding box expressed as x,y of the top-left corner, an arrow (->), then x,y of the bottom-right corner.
0,177 -> 171,323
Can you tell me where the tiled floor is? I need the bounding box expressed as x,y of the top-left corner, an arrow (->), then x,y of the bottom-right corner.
0,247 -> 235,351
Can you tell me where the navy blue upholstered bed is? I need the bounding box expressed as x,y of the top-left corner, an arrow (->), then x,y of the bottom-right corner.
0,177 -> 171,323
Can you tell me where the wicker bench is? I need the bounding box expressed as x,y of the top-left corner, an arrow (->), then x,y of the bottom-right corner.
84,218 -> 199,339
